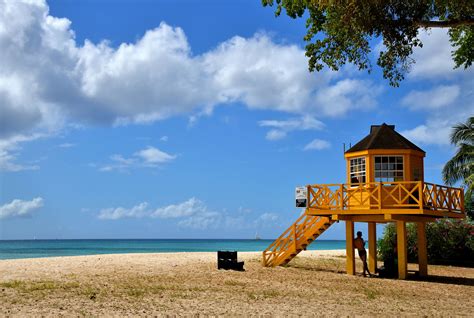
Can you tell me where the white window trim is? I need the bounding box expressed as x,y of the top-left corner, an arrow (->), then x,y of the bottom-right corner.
349,156 -> 366,185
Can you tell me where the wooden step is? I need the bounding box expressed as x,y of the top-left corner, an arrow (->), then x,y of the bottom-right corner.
262,218 -> 334,267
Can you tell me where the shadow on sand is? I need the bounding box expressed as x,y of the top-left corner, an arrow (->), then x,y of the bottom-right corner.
288,264 -> 474,286
408,274 -> 474,287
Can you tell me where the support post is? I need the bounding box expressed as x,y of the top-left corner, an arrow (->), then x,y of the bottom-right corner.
378,182 -> 382,209
396,221 -> 408,279
340,184 -> 344,210
368,222 -> 377,274
417,222 -> 428,277
345,220 -> 355,275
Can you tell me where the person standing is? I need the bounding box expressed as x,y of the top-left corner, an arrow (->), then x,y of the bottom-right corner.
354,231 -> 372,277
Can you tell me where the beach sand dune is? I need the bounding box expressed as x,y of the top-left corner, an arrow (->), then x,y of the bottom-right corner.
1,250 -> 473,316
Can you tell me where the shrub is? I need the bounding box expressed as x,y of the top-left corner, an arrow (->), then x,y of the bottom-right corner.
378,219 -> 474,266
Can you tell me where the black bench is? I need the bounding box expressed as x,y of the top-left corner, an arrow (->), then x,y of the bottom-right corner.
217,251 -> 245,271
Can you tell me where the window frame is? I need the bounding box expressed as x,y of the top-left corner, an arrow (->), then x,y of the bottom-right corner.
349,156 -> 366,186
374,155 -> 404,183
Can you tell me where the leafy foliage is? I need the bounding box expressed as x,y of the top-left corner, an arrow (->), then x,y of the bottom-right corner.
378,219 -> 474,265
443,117 -> 474,218
262,0 -> 474,86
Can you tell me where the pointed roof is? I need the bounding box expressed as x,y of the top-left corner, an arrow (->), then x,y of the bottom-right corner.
345,123 -> 425,154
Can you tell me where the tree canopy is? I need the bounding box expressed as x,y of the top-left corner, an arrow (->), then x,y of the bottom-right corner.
262,0 -> 474,86
443,117 -> 474,217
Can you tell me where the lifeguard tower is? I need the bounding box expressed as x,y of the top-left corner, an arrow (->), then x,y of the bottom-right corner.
262,124 -> 465,279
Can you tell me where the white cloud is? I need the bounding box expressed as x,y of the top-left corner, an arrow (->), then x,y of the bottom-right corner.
0,0 -> 381,170
256,212 -> 279,223
259,116 -> 324,131
99,146 -> 176,172
0,134 -> 42,171
98,198 -> 283,230
98,198 -> 221,229
177,210 -> 223,230
135,146 -> 176,166
401,101 -> 473,146
401,124 -> 452,146
402,85 -> 460,110
160,136 -> 168,142
99,154 -> 136,172
304,139 -> 331,151
259,116 -> 324,141
151,198 -> 205,219
98,202 -> 149,220
400,28 -> 474,145
0,197 -> 44,219
265,130 -> 287,141
98,198 -> 207,220
202,34 -> 325,113
409,29 -> 466,80
314,79 -> 382,116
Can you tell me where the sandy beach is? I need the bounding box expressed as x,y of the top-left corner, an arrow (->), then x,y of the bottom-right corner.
1,250 -> 473,316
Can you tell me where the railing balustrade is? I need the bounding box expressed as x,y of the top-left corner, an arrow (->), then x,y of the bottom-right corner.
307,181 -> 464,214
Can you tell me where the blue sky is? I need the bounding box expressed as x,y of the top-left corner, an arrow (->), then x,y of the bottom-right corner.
0,0 -> 472,240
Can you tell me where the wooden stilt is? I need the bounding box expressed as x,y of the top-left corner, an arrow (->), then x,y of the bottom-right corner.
417,222 -> 428,277
346,221 -> 355,275
368,222 -> 377,274
396,220 -> 408,279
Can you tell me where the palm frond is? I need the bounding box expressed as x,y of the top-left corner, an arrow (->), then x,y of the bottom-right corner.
442,143 -> 474,185
451,116 -> 474,146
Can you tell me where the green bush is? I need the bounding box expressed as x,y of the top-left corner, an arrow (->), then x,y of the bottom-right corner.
378,219 -> 474,266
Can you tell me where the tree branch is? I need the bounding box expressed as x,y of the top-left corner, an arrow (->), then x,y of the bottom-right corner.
414,19 -> 474,28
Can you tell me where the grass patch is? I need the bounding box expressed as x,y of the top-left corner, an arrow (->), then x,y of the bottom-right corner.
247,292 -> 258,300
119,281 -> 206,299
126,288 -> 145,298
149,284 -> 167,294
170,291 -> 192,299
187,286 -> 207,292
363,287 -> 378,300
0,280 -> 23,289
245,289 -> 280,300
224,280 -> 246,287
1,280 -> 60,292
27,281 -> 57,291
80,286 -> 100,300
288,257 -> 346,273
1,279 -> 81,293
262,289 -> 280,298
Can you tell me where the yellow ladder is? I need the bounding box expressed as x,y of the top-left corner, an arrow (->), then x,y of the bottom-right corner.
262,213 -> 334,267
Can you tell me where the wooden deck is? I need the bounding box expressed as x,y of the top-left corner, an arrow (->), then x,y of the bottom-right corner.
305,181 -> 465,220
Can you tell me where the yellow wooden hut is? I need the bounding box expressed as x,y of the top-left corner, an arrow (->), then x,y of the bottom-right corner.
262,124 -> 465,279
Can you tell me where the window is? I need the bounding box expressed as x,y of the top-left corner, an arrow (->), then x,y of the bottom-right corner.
350,157 -> 366,184
375,156 -> 403,182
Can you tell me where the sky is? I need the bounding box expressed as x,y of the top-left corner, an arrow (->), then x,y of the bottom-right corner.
0,0 -> 473,240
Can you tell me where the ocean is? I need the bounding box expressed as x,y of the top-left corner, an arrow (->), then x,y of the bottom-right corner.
0,239 -> 346,260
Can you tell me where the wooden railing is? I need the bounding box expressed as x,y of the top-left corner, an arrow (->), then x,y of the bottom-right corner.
307,181 -> 464,214
262,214 -> 331,267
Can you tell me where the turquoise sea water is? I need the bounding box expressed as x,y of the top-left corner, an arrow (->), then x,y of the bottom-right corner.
0,239 -> 346,260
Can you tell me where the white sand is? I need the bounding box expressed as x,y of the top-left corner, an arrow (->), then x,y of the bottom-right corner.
0,249 -> 346,280
1,249 -> 473,316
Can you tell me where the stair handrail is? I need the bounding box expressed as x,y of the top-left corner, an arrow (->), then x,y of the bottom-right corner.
263,214 -> 329,266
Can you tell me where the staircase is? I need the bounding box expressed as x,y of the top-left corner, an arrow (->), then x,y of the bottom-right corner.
262,213 -> 334,267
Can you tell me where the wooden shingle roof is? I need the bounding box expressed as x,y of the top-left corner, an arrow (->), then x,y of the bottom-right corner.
345,123 -> 425,154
